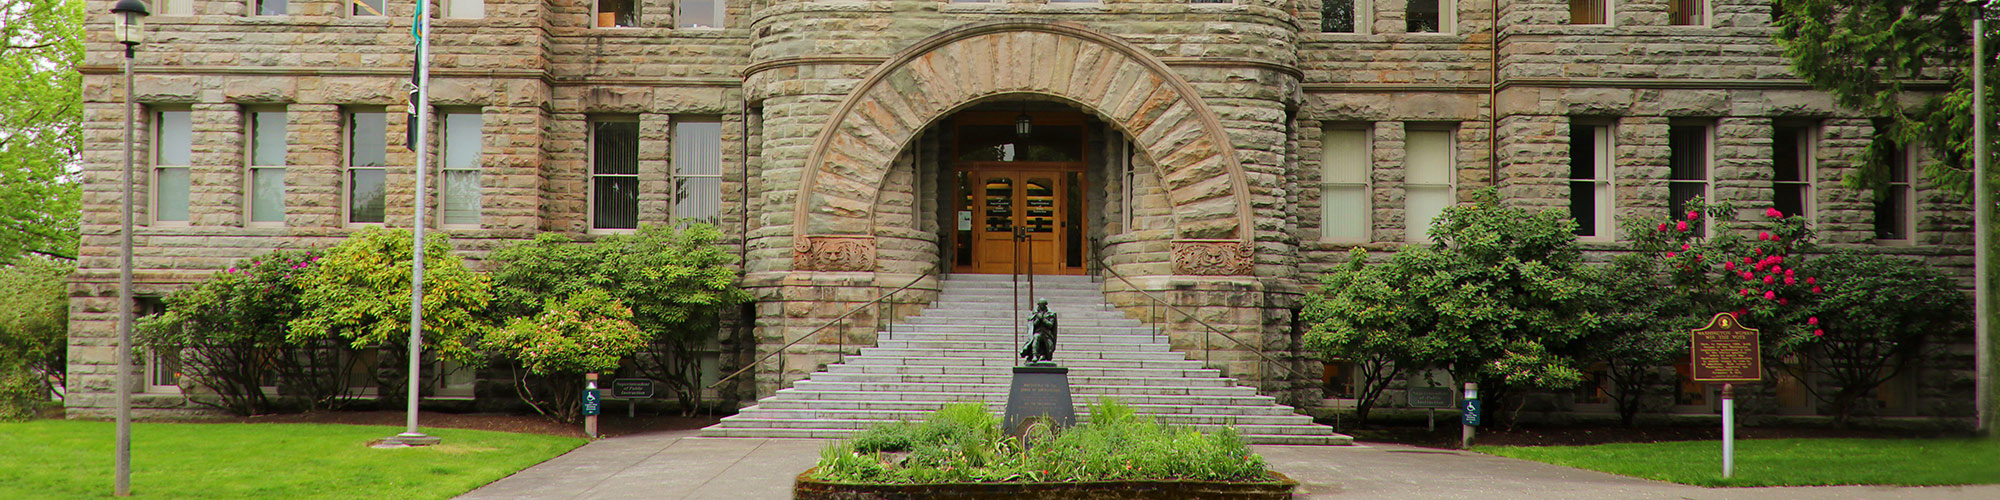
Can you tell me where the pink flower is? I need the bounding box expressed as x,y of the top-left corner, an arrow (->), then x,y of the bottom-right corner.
1741,271 -> 1755,280
1806,277 -> 1816,285
1812,286 -> 1823,294
1677,221 -> 1689,232
1785,269 -> 1795,277
1658,222 -> 1669,231
1740,288 -> 1752,296
1808,317 -> 1819,325
1759,231 -> 1771,241
1773,255 -> 1784,264
1736,308 -> 1749,318
1724,262 -> 1737,271
1755,247 -> 1765,256
1666,251 -> 1678,258
1682,243 -> 1692,251
1743,256 -> 1755,264
1814,329 -> 1825,337
1764,290 -> 1778,300
1779,298 -> 1789,305
1689,211 -> 1702,221
1770,265 -> 1783,275
227,267 -> 237,273
1767,208 -> 1785,218
1784,276 -> 1796,285
1695,254 -> 1705,262
1763,275 -> 1776,285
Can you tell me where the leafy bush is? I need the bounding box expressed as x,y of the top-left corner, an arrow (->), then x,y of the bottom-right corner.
1786,251 -> 1970,423
813,400 -> 1270,484
0,257 -> 69,419
481,290 -> 647,422
291,227 -> 493,407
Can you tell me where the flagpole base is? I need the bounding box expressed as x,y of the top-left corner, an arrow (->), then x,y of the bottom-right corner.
377,432 -> 441,447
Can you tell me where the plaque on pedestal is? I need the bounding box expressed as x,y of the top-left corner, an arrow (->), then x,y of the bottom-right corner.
1004,365 -> 1075,437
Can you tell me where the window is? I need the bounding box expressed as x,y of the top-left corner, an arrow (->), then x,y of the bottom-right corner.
1321,126 -> 1371,242
1772,125 -> 1814,221
592,118 -> 640,230
1570,123 -> 1613,238
347,110 -> 388,224
677,0 -> 723,28
152,109 -> 192,223
158,0 -> 193,15
432,360 -> 477,399
1323,0 -> 1368,33
256,0 -> 287,16
443,0 -> 483,19
1404,127 -> 1454,243
137,298 -> 179,393
1322,361 -> 1355,399
1572,363 -> 1610,407
351,0 -> 385,16
1668,0 -> 1703,26
440,111 -> 483,226
247,109 -> 287,224
1668,123 -> 1710,233
1570,0 -> 1606,25
1406,0 -> 1446,33
597,0 -> 637,27
1875,145 -> 1915,241
672,117 -> 723,222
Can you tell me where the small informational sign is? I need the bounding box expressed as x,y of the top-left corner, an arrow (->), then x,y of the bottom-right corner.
612,378 -> 654,399
958,211 -> 973,231
1406,387 -> 1455,408
1690,312 -> 1762,383
1462,399 -> 1482,426
582,388 -> 601,416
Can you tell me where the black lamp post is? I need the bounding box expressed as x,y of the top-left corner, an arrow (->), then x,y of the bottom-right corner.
110,0 -> 149,497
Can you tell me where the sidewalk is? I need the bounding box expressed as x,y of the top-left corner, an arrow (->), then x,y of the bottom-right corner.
457,430 -> 2000,500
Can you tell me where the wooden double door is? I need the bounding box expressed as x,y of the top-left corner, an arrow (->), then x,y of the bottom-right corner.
958,166 -> 1087,275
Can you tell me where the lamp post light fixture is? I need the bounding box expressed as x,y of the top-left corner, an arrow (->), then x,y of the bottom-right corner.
110,0 -> 149,496
1014,112 -> 1032,139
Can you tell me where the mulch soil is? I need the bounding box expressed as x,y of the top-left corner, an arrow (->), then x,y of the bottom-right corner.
147,410 -> 724,439
1343,422 -> 1948,449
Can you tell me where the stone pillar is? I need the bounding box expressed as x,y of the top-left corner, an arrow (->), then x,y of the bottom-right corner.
1615,116 -> 1672,228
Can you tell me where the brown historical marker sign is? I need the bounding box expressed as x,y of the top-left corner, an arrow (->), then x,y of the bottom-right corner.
1690,313 -> 1762,383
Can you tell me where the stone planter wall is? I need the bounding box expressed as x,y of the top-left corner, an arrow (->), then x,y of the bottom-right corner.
794,469 -> 1298,500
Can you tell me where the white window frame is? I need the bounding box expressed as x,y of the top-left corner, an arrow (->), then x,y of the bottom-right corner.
431,359 -> 477,399
345,109 -> 389,225
1772,124 -> 1816,223
439,109 -> 484,228
157,0 -> 194,16
1570,122 -> 1614,241
590,116 -> 642,231
1320,124 -> 1373,243
595,0 -> 639,28
671,116 -> 724,223
1569,0 -> 1611,26
1875,145 -> 1918,244
144,349 -> 184,394
1667,0 -> 1706,27
253,0 -> 288,16
442,0 -> 484,19
676,0 -> 725,29
245,108 -> 288,227
1404,0 -> 1454,35
350,0 -> 386,17
1667,122 -> 1713,237
151,108 -> 193,225
1322,0 -> 1373,34
1404,125 -> 1456,244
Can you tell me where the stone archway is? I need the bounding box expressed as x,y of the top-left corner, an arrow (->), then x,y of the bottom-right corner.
790,21 -> 1255,276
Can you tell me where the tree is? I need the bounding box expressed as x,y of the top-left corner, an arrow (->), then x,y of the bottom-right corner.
481,290 -> 647,422
0,0 -> 82,261
1580,256 -> 1694,426
488,224 -> 746,414
1302,248 -> 1420,426
0,256 -> 69,419
1788,251 -> 1972,423
290,227 -> 493,405
1772,0 -> 1997,196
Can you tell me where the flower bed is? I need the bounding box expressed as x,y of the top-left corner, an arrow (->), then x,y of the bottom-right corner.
797,401 -> 1298,499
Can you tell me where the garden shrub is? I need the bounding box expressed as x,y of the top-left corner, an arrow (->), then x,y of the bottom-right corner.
0,257 -> 69,420
291,227 -> 492,407
481,289 -> 647,422
1786,251 -> 1970,423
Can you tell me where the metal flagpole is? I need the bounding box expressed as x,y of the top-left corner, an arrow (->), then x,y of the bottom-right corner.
1972,0 -> 1991,437
392,1 -> 437,446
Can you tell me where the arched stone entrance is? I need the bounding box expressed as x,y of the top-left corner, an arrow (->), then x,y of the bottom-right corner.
789,21 -> 1256,276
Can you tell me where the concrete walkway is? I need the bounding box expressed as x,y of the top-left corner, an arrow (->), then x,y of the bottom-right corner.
458,431 -> 2000,500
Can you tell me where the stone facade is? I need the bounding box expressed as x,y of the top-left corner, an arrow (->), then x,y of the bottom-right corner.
74,0 -> 1974,420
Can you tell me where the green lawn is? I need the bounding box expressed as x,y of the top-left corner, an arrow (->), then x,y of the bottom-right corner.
1478,438 -> 2000,487
0,420 -> 585,499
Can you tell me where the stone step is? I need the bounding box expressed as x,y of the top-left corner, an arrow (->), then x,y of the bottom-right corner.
875,340 -> 1169,352
840,356 -> 1206,370
695,427 -> 1351,445
744,399 -> 1309,417
824,364 -> 1223,379
894,320 -> 1148,331
810,372 -> 1236,387
712,418 -> 1332,436
769,390 -> 1277,406
878,332 -> 1163,344
722,408 -> 1316,426
786,380 -> 1257,397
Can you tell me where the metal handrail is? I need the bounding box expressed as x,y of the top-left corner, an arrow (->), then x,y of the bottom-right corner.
708,270 -> 936,389
1089,251 -> 1316,383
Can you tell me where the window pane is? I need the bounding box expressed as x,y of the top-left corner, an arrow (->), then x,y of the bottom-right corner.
1569,125 -> 1596,181
443,170 -> 481,224
252,168 -> 285,222
595,177 -> 639,229
1405,130 -> 1452,185
1874,189 -> 1908,240
598,0 -> 636,27
678,0 -> 721,28
1325,185 -> 1368,240
150,350 -> 181,387
446,0 -> 484,18
1407,0 -> 1440,33
444,113 -> 483,169
594,121 -> 640,175
259,0 -> 287,15
675,177 -> 721,223
156,111 -> 192,165
674,119 -> 722,175
1670,0 -> 1702,26
156,167 -> 190,221
1669,182 -> 1704,222
349,168 -> 386,223
1668,126 -> 1706,181
1773,127 -> 1802,182
1775,184 -> 1805,220
1571,180 -> 1597,236
1570,0 -> 1604,24
1407,185 -> 1451,242
1322,0 -> 1355,33
252,111 -> 286,166
353,0 -> 385,16
1321,129 -> 1368,183
350,112 -> 387,167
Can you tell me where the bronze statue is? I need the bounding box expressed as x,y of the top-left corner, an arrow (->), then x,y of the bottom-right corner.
1020,298 -> 1058,364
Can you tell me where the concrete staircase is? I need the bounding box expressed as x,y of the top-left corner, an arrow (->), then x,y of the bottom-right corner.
699,274 -> 1351,445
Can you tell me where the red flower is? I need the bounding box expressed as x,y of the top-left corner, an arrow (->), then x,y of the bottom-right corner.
1677,221 -> 1689,231
1658,222 -> 1669,231
1735,308 -> 1749,318
1808,316 -> 1819,325
1743,256 -> 1755,264
1741,271 -> 1755,280
1763,275 -> 1776,285
1779,298 -> 1789,305
1767,208 -> 1785,218
1682,243 -> 1692,251
1812,286 -> 1823,294
1724,262 -> 1737,271
1666,251 -> 1678,258
1806,277 -> 1816,285
1764,290 -> 1777,300
1740,288 -> 1752,296
1758,231 -> 1771,241
1754,247 -> 1764,255
1783,276 -> 1796,285
1772,255 -> 1784,264
1814,329 -> 1825,337
1785,269 -> 1795,277
1695,254 -> 1704,262
1689,210 -> 1701,221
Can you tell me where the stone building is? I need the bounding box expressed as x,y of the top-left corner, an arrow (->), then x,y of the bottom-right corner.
72,0 -> 1974,424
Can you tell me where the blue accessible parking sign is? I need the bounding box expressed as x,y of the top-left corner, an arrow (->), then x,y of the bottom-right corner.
1462,399 -> 1481,426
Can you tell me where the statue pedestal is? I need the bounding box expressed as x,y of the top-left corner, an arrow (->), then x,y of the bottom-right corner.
1004,365 -> 1075,438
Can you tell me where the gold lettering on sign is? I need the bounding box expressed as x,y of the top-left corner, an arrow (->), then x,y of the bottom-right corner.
1690,312 -> 1762,383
